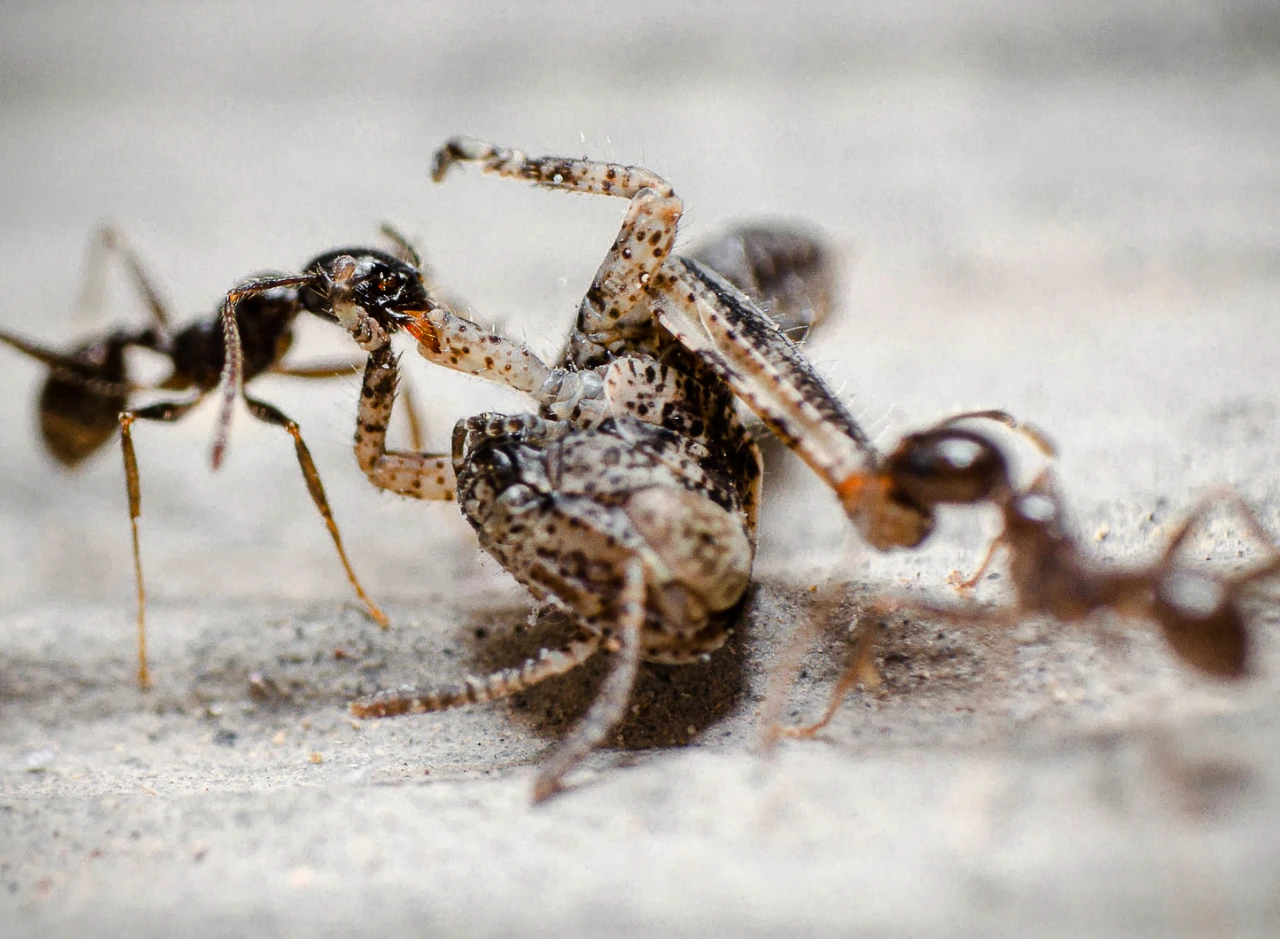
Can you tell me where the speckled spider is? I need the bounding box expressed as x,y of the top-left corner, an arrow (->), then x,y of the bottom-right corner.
213,138 -> 1013,799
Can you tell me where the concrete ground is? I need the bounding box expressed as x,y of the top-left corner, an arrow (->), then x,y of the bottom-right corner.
1,1 -> 1278,936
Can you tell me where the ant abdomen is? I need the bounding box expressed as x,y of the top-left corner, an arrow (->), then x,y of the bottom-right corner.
1154,571 -> 1250,678
38,333 -> 134,466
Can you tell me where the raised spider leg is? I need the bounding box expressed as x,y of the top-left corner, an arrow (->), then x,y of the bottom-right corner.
431,138 -> 880,502
432,137 -> 681,365
240,394 -> 388,627
119,396 -> 205,689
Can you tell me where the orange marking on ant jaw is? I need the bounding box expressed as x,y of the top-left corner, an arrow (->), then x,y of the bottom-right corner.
834,472 -> 879,509
403,315 -> 442,354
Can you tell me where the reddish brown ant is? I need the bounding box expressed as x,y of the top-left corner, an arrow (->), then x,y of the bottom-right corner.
0,227 -> 429,688
775,415 -> 1278,738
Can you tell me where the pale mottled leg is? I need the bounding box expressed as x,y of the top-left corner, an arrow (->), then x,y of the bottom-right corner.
349,635 -> 602,718
354,345 -> 456,500
402,302 -> 551,395
649,259 -> 875,493
532,557 -> 646,802
431,137 -> 682,367
270,359 -> 427,452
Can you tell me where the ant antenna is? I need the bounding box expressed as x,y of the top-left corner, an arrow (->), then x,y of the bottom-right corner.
211,273 -> 319,469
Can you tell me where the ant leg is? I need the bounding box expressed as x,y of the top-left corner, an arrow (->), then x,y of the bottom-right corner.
1162,489 -> 1280,562
270,359 -> 428,453
774,621 -> 883,740
948,537 -> 1008,592
72,226 -> 172,331
95,227 -> 172,329
118,396 -> 205,689
777,595 -> 1023,739
377,223 -> 422,270
212,273 -> 323,469
239,394 -> 389,628
533,558 -> 646,802
928,409 -> 1057,459
354,345 -> 456,500
350,634 -> 602,718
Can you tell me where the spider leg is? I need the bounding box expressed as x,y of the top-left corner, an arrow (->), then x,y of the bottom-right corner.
648,258 -> 876,497
532,557 -> 646,802
349,634 -> 602,718
354,344 -> 456,501
118,395 -> 207,689
401,300 -> 553,396
240,394 -> 388,628
270,358 -> 428,452
431,138 -> 681,368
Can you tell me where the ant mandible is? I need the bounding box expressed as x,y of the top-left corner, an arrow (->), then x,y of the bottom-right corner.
0,226 -> 428,688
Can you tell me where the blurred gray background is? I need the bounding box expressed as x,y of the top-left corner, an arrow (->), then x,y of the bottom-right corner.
2,2 -> 1278,936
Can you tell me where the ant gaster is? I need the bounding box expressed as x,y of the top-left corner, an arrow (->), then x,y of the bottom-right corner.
0,228 -> 427,688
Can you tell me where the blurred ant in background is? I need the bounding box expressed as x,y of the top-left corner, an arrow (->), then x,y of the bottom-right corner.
771,414 -> 1279,739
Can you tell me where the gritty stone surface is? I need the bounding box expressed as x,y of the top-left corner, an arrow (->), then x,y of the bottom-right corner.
2,1 -> 1279,936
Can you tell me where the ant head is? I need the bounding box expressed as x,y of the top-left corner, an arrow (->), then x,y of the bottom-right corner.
298,249 -> 430,340
1153,570 -> 1250,679
38,334 -> 132,466
849,428 -> 1012,550
887,426 -> 1011,509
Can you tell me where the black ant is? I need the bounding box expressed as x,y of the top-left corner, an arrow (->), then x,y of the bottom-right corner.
775,415 -> 1278,738
0,227 -> 428,688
